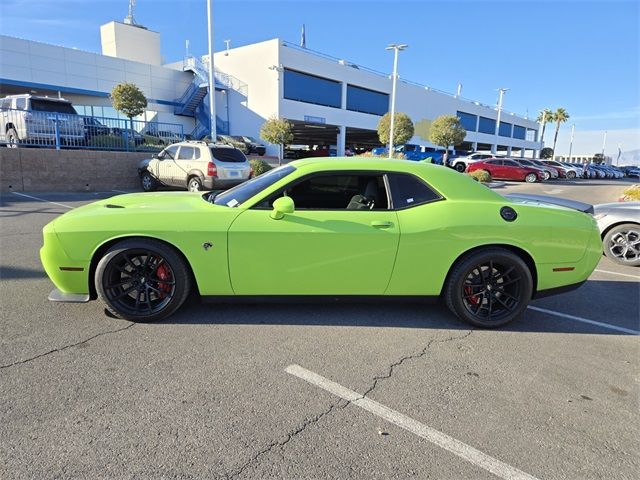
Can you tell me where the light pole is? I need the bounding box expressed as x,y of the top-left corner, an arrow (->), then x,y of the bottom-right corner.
568,124 -> 575,163
538,109 -> 547,158
386,43 -> 408,159
492,87 -> 509,155
601,130 -> 607,164
206,0 -> 216,140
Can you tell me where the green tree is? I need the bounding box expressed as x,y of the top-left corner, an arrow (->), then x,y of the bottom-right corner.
428,114 -> 467,165
110,82 -> 148,148
536,108 -> 553,146
377,112 -> 414,150
551,108 -> 570,155
260,116 -> 294,165
540,147 -> 554,159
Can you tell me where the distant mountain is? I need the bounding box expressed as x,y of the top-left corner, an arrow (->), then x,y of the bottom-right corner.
619,149 -> 640,166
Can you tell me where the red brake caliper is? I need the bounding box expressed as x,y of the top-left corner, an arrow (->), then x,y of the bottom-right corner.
156,264 -> 172,298
464,286 -> 480,305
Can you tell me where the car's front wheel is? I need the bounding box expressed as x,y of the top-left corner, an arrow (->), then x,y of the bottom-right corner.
454,162 -> 466,173
95,239 -> 192,322
603,224 -> 640,267
6,128 -> 19,148
444,248 -> 533,328
567,171 -> 576,179
140,171 -> 157,192
525,173 -> 538,183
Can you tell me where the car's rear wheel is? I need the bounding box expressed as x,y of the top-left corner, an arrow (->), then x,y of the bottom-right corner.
525,173 -> 538,183
188,176 -> 203,192
603,224 -> 640,267
567,171 -> 576,179
445,248 -> 533,328
95,239 -> 192,322
454,162 -> 466,173
6,128 -> 19,148
140,171 -> 157,192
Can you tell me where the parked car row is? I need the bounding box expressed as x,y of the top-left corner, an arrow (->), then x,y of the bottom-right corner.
216,135 -> 266,156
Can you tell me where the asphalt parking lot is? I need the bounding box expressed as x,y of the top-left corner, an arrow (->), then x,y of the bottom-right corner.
1,178 -> 638,479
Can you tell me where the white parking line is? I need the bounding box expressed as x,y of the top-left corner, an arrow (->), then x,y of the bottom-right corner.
286,364 -> 540,480
527,306 -> 639,335
11,192 -> 73,209
594,269 -> 640,280
111,189 -> 130,194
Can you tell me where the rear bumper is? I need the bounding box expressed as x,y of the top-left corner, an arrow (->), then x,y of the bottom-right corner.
204,177 -> 246,189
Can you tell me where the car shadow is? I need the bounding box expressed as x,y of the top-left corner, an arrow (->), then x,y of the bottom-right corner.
0,265 -> 47,280
154,279 -> 638,336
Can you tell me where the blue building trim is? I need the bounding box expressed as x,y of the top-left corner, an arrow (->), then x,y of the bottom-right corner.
0,77 -> 181,107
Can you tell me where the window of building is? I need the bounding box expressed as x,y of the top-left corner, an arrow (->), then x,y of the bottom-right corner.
499,121 -> 512,137
513,125 -> 526,140
456,111 -> 477,132
478,117 -> 496,134
346,85 -> 388,116
283,69 -> 341,108
526,128 -> 538,142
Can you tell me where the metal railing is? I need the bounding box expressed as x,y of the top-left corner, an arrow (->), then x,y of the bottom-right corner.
0,108 -> 185,151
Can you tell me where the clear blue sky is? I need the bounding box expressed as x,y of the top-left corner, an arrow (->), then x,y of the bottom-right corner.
2,0 -> 639,134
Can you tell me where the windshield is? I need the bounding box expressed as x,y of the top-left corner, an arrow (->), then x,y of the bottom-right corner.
212,165 -> 295,207
242,136 -> 260,143
30,99 -> 77,114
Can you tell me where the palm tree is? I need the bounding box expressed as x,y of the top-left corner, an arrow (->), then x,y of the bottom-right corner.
536,108 -> 553,145
551,108 -> 570,155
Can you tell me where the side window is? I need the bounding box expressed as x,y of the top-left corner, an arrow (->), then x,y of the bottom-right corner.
177,146 -> 194,160
164,145 -> 179,159
485,159 -> 502,165
503,160 -> 519,167
387,173 -> 441,209
258,174 -> 389,210
193,148 -> 201,160
15,98 -> 26,110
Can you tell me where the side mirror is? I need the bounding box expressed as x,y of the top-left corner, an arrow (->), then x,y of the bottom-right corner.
270,196 -> 295,220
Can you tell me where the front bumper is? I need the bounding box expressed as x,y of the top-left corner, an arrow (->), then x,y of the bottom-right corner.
40,222 -> 90,296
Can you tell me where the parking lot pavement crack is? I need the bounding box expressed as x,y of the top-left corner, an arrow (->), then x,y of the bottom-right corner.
361,329 -> 473,399
0,323 -> 135,370
226,399 -> 350,479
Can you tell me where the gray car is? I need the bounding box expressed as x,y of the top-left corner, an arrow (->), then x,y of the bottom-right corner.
593,202 -> 640,266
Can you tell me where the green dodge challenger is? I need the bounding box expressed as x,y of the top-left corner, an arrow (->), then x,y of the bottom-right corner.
40,158 -> 602,327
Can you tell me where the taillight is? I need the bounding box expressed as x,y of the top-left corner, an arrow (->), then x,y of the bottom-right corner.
207,162 -> 217,177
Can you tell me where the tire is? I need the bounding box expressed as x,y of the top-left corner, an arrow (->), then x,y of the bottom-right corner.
6,128 -> 19,148
603,224 -> 640,267
95,239 -> 192,322
525,173 -> 538,183
444,248 -> 533,328
566,171 -> 576,179
543,171 -> 550,181
454,162 -> 466,173
140,171 -> 157,192
188,176 -> 203,192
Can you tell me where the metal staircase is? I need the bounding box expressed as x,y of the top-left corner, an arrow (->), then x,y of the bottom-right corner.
174,55 -> 247,138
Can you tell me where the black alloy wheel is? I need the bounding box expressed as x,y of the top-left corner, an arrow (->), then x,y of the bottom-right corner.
96,239 -> 191,322
445,248 -> 533,328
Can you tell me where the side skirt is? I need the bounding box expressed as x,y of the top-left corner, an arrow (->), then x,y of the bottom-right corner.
532,280 -> 587,299
202,295 -> 441,304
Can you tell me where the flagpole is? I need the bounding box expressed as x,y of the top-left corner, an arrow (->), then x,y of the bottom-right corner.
567,124 -> 575,163
616,143 -> 622,167
601,131 -> 607,164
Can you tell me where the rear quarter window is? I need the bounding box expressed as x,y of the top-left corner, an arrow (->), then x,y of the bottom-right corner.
387,173 -> 442,209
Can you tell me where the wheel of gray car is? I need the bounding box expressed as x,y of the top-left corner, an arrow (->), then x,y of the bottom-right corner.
542,171 -> 550,181
140,171 -> 157,192
455,162 -> 466,173
6,128 -> 19,148
603,223 -> 640,267
567,171 -> 576,179
188,176 -> 203,192
525,173 -> 538,183
96,239 -> 192,322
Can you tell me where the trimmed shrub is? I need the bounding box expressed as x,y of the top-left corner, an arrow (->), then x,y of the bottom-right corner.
468,169 -> 492,183
250,158 -> 272,176
621,184 -> 640,201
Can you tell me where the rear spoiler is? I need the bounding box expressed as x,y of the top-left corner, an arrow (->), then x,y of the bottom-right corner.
504,193 -> 594,214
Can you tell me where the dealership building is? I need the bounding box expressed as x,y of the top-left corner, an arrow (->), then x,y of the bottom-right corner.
0,19 -> 542,157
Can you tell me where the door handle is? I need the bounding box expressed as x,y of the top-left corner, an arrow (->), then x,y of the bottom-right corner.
371,220 -> 393,228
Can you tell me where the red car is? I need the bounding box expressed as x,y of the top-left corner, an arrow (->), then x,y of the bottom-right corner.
467,158 -> 543,182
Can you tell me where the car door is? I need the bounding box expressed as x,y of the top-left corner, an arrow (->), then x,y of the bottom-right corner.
174,145 -> 195,186
481,159 -> 502,178
156,145 -> 180,186
227,172 -> 400,295
502,159 -> 523,180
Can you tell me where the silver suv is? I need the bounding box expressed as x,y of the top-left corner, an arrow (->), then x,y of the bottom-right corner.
139,141 -> 252,192
0,94 -> 85,147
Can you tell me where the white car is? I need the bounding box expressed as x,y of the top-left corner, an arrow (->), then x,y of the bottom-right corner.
138,141 -> 252,192
449,152 -> 496,172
